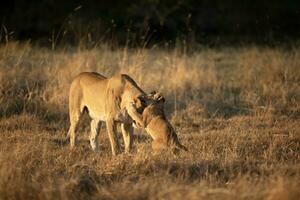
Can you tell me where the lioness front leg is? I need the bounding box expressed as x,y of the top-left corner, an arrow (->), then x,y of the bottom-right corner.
127,102 -> 144,128
121,123 -> 133,153
90,119 -> 101,152
106,119 -> 120,156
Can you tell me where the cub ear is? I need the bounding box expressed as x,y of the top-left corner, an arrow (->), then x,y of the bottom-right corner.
150,90 -> 157,95
154,92 -> 165,102
148,90 -> 157,98
159,96 -> 165,102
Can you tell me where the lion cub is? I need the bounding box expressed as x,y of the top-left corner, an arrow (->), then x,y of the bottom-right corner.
142,92 -> 188,153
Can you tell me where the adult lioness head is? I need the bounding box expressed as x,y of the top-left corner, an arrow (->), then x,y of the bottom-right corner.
143,91 -> 188,153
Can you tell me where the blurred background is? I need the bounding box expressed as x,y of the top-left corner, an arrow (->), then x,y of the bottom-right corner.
1,0 -> 300,47
0,1 -> 300,199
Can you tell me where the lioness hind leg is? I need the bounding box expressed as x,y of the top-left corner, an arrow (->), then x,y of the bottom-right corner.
67,103 -> 83,149
106,119 -> 120,156
90,119 -> 101,152
121,123 -> 133,153
68,114 -> 80,149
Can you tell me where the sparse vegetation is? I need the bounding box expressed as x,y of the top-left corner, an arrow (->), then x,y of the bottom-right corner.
0,42 -> 299,199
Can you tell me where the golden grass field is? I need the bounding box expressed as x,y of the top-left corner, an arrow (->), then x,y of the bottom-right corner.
0,42 -> 299,199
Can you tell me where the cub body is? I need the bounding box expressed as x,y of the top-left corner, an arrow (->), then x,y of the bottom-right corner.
143,93 -> 187,153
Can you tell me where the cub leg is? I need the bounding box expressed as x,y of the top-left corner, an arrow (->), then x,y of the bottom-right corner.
90,119 -> 101,152
121,123 -> 134,153
106,119 -> 120,156
152,139 -> 167,153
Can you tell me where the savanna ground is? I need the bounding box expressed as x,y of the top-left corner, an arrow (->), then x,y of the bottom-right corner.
0,42 -> 299,200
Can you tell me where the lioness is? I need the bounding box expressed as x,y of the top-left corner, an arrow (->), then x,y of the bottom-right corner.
67,72 -> 147,155
143,92 -> 188,153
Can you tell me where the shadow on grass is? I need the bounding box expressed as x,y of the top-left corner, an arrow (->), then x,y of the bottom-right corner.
51,138 -> 69,146
164,85 -> 251,119
164,161 -> 263,183
62,158 -> 266,198
199,86 -> 251,119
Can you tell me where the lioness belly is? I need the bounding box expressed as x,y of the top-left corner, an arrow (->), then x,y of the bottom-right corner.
78,73 -> 108,121
88,109 -> 106,121
81,93 -> 106,121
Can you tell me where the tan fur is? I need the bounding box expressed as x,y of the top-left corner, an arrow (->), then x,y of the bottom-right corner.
67,72 -> 146,155
143,92 -> 188,153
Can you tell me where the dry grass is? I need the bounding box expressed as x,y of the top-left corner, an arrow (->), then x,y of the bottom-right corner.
0,42 -> 299,200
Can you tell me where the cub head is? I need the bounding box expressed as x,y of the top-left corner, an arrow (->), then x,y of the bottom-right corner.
133,91 -> 165,116
146,91 -> 165,112
148,91 -> 165,103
